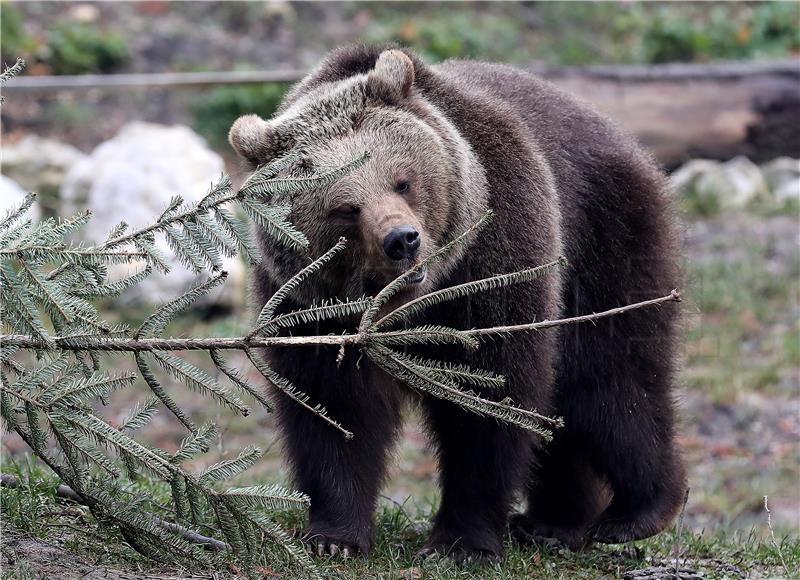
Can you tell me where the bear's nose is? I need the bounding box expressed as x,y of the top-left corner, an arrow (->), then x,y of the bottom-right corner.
383,226 -> 421,261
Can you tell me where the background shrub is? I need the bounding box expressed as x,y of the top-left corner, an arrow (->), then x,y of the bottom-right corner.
191,83 -> 289,151
45,23 -> 129,75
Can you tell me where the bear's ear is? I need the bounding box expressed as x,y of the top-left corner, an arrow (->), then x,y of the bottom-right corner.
228,114 -> 277,166
367,49 -> 415,101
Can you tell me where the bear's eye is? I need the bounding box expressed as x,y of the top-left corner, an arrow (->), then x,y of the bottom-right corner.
332,205 -> 361,220
394,180 -> 410,195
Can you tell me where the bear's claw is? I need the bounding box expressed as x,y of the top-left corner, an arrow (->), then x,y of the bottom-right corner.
417,544 -> 500,565
298,530 -> 360,559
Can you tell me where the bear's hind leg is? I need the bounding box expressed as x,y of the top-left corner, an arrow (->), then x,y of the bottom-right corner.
588,407 -> 687,544
512,434 -> 607,550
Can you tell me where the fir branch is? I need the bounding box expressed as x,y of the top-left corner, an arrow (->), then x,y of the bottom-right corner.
0,192 -> 36,233
135,272 -> 227,339
371,324 -> 481,350
1,58 -> 25,103
0,290 -> 684,352
199,446 -> 263,483
135,353 -> 197,433
209,349 -> 272,410
221,483 -> 310,510
250,237 -> 348,336
1,58 -> 25,84
358,210 -> 494,334
367,345 -> 561,440
252,296 -> 371,338
240,152 -> 369,201
244,347 -> 353,440
151,351 -> 249,415
375,256 -> 567,329
119,396 -> 160,432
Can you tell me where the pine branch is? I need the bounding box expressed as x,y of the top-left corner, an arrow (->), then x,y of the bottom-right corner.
244,347 -> 353,440
1,58 -> 25,103
375,256 -> 567,328
358,210 -> 494,334
250,237 -> 348,336
0,290 -> 683,351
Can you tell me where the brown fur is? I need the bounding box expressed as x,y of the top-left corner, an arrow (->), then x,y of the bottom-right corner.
230,45 -> 686,560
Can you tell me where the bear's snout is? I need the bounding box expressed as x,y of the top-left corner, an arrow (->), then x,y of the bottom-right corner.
383,226 -> 421,262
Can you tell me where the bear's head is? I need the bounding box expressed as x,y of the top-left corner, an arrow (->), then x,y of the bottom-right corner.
229,49 -> 487,303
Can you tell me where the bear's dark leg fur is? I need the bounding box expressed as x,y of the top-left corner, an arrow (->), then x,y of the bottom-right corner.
587,400 -> 687,544
514,153 -> 686,548
267,343 -> 403,556
422,400 -> 532,562
513,433 -> 607,550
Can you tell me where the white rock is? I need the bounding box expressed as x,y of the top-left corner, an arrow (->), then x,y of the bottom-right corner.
0,175 -> 39,222
670,159 -> 721,195
2,135 -> 86,202
671,156 -> 770,211
60,122 -> 245,307
721,156 -> 768,207
761,157 -> 800,202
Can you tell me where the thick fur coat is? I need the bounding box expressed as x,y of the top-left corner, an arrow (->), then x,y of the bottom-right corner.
229,45 -> 686,560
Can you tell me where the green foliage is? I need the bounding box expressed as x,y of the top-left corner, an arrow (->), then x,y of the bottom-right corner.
0,2 -> 34,61
644,2 -> 800,63
191,83 -> 289,151
45,23 -> 129,75
0,150 -> 371,577
362,11 -> 522,63
4,460 -> 797,580
361,2 -> 800,66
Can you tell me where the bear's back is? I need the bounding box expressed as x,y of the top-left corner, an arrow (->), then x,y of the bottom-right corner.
431,59 -> 677,290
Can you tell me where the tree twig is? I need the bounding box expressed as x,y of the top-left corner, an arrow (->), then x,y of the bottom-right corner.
462,289 -> 681,338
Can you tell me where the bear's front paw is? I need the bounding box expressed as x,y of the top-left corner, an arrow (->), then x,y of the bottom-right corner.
417,543 -> 500,565
509,513 -> 591,551
298,529 -> 366,559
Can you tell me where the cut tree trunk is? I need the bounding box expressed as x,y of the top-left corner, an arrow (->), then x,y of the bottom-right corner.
534,60 -> 800,169
4,60 -> 799,168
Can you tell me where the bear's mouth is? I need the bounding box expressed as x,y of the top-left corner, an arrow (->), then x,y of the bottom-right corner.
408,266 -> 427,285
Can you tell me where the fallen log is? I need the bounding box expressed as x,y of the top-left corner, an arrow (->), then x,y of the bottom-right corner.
536,60 -> 800,168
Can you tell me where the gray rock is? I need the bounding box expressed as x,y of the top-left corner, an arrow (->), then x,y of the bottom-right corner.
671,157 -> 769,213
0,175 -> 40,222
60,122 -> 245,307
2,135 -> 86,213
721,156 -> 768,206
761,157 -> 800,202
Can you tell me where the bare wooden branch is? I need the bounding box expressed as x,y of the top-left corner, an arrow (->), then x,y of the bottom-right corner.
463,289 -> 682,337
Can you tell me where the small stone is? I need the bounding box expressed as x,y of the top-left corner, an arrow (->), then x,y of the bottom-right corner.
762,157 -> 800,202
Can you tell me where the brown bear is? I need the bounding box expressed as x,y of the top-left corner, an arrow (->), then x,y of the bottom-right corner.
229,45 -> 686,561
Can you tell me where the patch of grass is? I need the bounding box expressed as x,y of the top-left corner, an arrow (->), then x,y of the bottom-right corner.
0,456 -> 149,572
2,454 -> 798,579
684,237 -> 799,401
